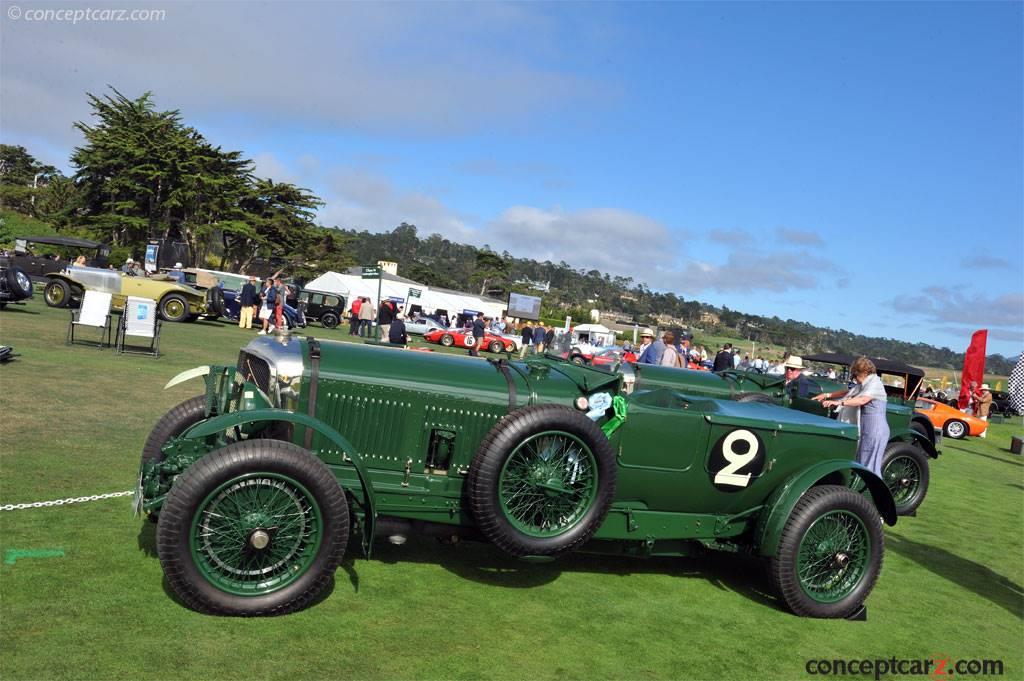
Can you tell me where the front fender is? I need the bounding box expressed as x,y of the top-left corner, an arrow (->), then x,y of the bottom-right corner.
182,409 -> 377,556
756,460 -> 897,558
890,425 -> 939,459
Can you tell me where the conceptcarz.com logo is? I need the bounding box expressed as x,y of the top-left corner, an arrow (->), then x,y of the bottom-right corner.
804,655 -> 1005,680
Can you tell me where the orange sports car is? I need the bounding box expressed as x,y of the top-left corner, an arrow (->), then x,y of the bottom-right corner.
914,398 -> 988,439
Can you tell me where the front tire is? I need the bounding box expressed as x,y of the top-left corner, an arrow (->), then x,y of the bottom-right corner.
44,279 -> 71,308
881,442 -> 929,515
769,485 -> 883,618
488,340 -> 503,353
159,293 -> 190,322
440,334 -> 455,347
142,395 -> 208,467
468,405 -> 617,558
156,440 -> 349,616
944,419 -> 967,439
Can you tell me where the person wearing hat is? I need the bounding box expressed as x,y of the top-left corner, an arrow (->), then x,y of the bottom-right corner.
120,257 -> 135,274
167,262 -> 185,283
637,328 -> 665,365
781,355 -> 817,399
238,275 -> 258,330
974,384 -> 993,437
388,312 -> 409,346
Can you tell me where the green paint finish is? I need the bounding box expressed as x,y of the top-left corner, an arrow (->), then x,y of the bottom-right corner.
498,431 -> 598,538
4,549 -> 65,565
796,510 -> 871,603
143,334 -> 900,616
189,472 -> 323,596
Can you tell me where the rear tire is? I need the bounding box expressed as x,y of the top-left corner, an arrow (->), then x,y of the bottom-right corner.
468,405 -> 617,558
156,440 -> 349,616
320,312 -> 339,329
488,341 -> 503,353
881,442 -> 929,515
159,294 -> 190,322
769,485 -> 883,618
440,334 -> 455,347
944,419 -> 967,439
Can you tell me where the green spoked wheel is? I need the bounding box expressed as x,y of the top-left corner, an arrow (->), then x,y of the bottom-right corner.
795,510 -> 870,603
190,473 -> 324,596
498,431 -> 598,538
157,440 -> 349,616
881,442 -> 929,515
770,485 -> 883,618
469,405 -> 617,557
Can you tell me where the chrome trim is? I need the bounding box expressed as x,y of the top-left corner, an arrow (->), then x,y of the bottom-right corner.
240,335 -> 306,411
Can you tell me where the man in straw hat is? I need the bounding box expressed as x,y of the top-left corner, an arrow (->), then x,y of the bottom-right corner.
974,383 -> 993,437
782,355 -> 817,400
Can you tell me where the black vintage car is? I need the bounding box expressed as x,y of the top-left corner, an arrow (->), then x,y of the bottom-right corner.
296,288 -> 346,329
6,235 -> 110,282
0,263 -> 33,308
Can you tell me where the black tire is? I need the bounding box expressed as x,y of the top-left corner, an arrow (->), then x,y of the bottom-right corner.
142,395 -> 208,467
44,279 -> 71,308
769,485 -> 884,618
944,419 -> 968,439
4,266 -> 33,299
440,334 -> 455,347
159,293 -> 190,322
205,287 -> 226,318
571,354 -> 586,366
488,340 -> 503,353
467,404 -> 617,558
736,392 -> 773,404
881,442 -> 929,515
320,312 -> 339,329
156,440 -> 349,616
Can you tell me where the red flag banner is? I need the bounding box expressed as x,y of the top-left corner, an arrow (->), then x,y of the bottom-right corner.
958,329 -> 988,409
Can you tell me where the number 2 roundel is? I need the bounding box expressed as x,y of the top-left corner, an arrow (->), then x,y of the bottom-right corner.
707,429 -> 766,492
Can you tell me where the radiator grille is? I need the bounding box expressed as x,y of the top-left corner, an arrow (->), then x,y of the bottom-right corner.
237,351 -> 272,396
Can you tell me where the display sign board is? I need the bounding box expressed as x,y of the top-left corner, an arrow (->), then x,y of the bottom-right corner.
408,287 -> 422,299
507,292 -> 542,321
144,244 -> 159,273
361,265 -> 381,279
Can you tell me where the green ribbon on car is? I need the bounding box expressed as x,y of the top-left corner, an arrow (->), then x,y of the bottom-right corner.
601,395 -> 628,437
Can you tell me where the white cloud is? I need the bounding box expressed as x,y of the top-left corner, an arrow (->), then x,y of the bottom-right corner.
0,3 -> 611,149
892,288 -> 1024,330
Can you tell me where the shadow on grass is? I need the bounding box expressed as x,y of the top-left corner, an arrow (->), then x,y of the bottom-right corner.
887,534 -> 1023,619
0,305 -> 40,314
363,535 -> 784,613
943,443 -> 1022,467
137,518 -> 158,558
1007,483 -> 1024,491
159,574 -> 338,613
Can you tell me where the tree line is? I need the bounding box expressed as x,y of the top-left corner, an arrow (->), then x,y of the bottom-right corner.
0,88 -> 1014,374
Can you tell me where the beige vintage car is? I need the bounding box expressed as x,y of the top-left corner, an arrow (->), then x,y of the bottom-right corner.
43,266 -> 207,322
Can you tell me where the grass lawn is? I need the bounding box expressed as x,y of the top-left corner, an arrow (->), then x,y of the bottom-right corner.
1,299 -> 1022,680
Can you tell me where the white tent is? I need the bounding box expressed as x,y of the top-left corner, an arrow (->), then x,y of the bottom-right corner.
304,270 -> 506,319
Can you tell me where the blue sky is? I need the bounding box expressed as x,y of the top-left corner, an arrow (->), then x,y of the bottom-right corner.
2,1 -> 1021,356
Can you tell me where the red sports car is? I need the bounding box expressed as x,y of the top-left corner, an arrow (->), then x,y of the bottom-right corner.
575,347 -> 637,367
423,328 -> 516,353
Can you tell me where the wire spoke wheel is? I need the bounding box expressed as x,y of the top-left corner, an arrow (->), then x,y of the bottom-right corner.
498,431 -> 597,537
795,510 -> 870,603
190,472 -> 323,596
883,455 -> 920,507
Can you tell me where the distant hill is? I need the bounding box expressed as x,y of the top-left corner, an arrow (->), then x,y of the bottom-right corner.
336,223 -> 1018,375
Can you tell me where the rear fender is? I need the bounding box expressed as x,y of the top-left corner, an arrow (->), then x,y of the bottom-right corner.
182,409 -> 376,556
755,460 -> 896,557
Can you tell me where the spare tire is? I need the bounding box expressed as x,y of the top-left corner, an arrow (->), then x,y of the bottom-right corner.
4,266 -> 33,300
736,392 -> 773,404
205,287 -> 226,318
468,404 -> 617,558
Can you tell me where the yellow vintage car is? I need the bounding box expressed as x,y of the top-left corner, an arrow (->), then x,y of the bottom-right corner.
43,266 -> 207,322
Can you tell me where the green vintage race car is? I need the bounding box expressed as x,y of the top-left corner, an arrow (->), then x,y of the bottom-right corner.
629,354 -> 938,516
138,335 -> 897,618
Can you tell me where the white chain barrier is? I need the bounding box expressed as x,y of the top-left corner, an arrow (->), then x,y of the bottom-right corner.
0,490 -> 134,512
